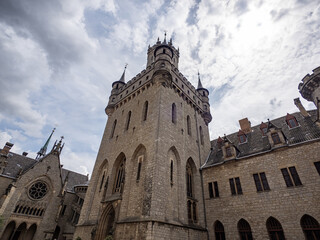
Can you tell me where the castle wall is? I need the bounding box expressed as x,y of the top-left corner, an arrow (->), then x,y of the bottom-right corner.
203,141 -> 320,240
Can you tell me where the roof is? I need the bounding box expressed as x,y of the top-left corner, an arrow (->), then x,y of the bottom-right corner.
0,151 -> 88,191
61,168 -> 88,192
203,110 -> 320,168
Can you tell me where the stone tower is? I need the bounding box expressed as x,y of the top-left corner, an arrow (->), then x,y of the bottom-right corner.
74,36 -> 212,240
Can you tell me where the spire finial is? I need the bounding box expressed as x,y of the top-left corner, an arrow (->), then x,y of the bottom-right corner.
36,128 -> 56,160
118,64 -> 127,83
163,30 -> 167,43
197,71 -> 204,89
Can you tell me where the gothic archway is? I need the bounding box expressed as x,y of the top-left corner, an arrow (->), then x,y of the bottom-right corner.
11,222 -> 27,240
1,221 -> 15,240
95,204 -> 116,240
25,224 -> 37,240
51,226 -> 60,240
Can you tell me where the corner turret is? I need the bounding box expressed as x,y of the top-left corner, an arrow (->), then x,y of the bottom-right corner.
298,66 -> 320,121
106,65 -> 127,116
197,72 -> 212,125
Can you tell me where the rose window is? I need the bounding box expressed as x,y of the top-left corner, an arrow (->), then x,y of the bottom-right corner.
29,181 -> 48,200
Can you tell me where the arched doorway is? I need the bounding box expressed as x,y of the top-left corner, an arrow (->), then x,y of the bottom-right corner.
301,214 -> 320,240
52,226 -> 60,240
25,224 -> 37,240
1,221 -> 15,240
95,204 -> 115,240
11,222 -> 27,240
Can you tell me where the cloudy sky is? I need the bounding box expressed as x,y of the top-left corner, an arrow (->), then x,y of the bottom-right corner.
0,0 -> 319,176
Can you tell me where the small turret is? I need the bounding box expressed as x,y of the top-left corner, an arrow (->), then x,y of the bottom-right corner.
146,34 -> 180,69
51,136 -> 65,156
196,72 -> 212,125
106,65 -> 127,116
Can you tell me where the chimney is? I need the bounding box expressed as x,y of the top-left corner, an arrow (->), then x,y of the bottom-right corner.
294,98 -> 310,118
22,152 -> 28,157
239,118 -> 252,134
0,142 -> 14,156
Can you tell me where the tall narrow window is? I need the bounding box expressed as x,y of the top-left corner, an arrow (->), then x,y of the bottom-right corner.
253,172 -> 270,192
187,115 -> 191,135
281,166 -> 302,187
99,173 -> 105,192
314,161 -> 320,175
113,158 -> 126,193
125,111 -> 131,130
143,101 -> 148,121
186,162 -> 193,197
136,156 -> 143,181
214,221 -> 226,240
192,202 -> 197,222
170,160 -> 173,185
229,177 -> 242,195
208,181 -> 219,198
172,103 -> 176,123
266,217 -> 285,240
301,214 -> 320,240
238,219 -> 253,240
110,119 -> 117,138
200,126 -> 204,145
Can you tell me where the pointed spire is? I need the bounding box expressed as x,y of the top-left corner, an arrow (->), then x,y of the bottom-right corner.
36,128 -> 56,160
197,71 -> 204,89
157,37 -> 161,44
118,64 -> 127,83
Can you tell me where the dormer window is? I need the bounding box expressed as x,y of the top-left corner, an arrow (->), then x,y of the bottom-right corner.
286,113 -> 299,128
217,137 -> 223,149
237,130 -> 247,144
271,133 -> 281,144
226,147 -> 232,157
260,122 -> 268,136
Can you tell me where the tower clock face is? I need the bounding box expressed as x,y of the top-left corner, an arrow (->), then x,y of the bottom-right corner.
28,181 -> 48,200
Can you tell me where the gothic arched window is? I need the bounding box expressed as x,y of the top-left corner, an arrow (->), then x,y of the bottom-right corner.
187,115 -> 191,135
170,160 -> 173,185
266,217 -> 285,240
125,111 -> 132,130
172,103 -> 177,123
301,214 -> 320,240
113,158 -> 126,193
238,219 -> 253,240
110,119 -> 117,138
214,221 -> 226,240
186,162 -> 193,198
143,101 -> 148,121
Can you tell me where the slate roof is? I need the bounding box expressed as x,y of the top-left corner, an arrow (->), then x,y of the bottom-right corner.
203,110 -> 320,168
61,168 -> 88,192
0,151 -> 88,191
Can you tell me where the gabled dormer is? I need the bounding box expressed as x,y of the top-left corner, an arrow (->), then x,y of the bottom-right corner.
260,122 -> 268,136
221,135 -> 237,160
237,130 -> 247,144
266,120 -> 286,147
285,113 -> 299,129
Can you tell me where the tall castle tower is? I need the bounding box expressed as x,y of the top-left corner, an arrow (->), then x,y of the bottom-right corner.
74,36 -> 212,240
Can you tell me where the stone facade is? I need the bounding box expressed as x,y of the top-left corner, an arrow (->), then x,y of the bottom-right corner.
0,139 -> 88,240
75,36 -> 320,240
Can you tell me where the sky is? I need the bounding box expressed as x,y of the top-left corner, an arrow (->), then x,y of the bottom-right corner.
0,0 -> 319,176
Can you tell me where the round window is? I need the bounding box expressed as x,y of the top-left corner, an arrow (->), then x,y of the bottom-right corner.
29,181 -> 48,200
